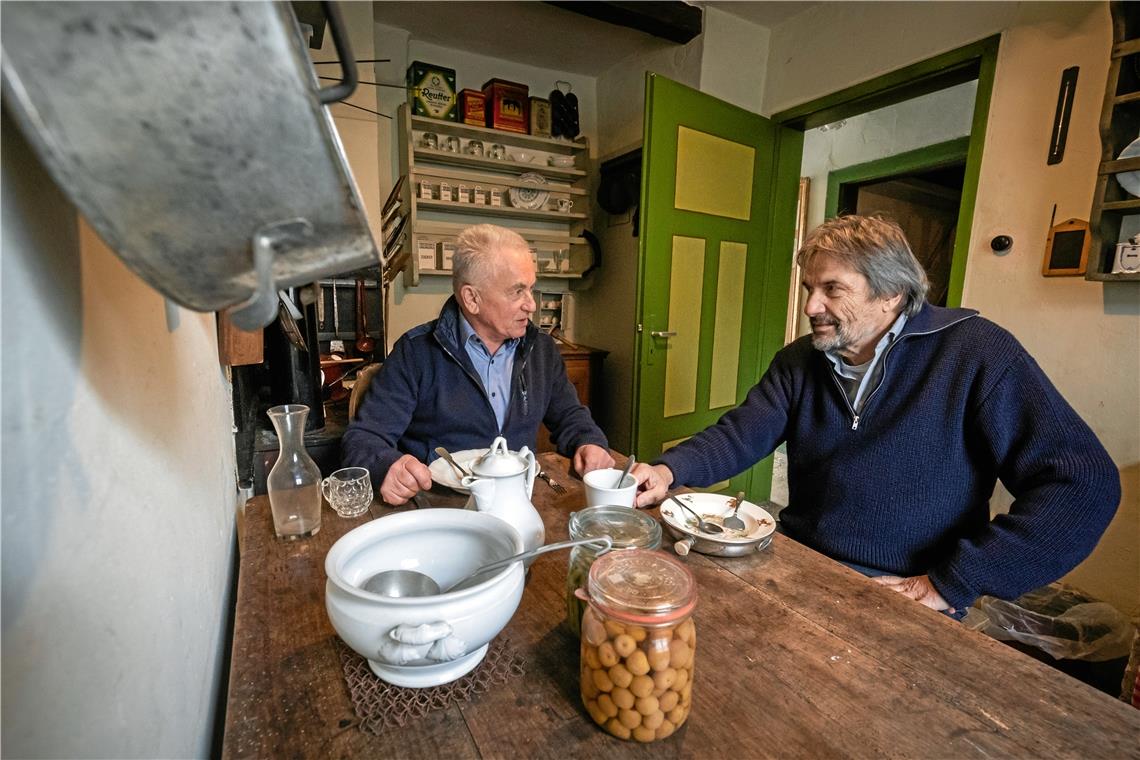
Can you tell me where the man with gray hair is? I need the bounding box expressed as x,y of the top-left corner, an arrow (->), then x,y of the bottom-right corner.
344,223 -> 613,505
633,215 -> 1118,618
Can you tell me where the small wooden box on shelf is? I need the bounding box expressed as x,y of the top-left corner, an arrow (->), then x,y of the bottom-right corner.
395,103 -> 594,288
1088,1 -> 1140,281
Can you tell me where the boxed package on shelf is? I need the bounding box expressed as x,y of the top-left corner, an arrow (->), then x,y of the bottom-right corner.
439,241 -> 456,271
482,79 -> 529,133
418,179 -> 433,200
529,97 -> 552,137
416,239 -> 438,270
439,181 -> 453,202
407,61 -> 457,121
459,88 -> 486,126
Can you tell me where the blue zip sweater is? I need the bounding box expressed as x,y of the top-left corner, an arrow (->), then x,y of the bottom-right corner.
342,296 -> 608,487
657,304 -> 1120,609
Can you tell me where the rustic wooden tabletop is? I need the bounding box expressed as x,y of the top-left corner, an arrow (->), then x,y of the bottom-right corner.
222,452 -> 1140,759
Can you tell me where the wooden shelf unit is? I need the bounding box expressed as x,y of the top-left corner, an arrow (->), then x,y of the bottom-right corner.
396,104 -> 594,288
1088,1 -> 1140,280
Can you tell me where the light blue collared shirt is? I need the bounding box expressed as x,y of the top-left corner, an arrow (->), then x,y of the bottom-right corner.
825,312 -> 907,414
459,315 -> 519,430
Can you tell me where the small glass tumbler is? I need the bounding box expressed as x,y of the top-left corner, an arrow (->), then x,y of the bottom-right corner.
321,466 -> 373,518
465,139 -> 484,156
444,135 -> 461,152
421,132 -> 439,150
489,143 -> 506,159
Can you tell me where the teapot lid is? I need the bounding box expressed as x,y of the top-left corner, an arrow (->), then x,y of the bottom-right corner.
470,436 -> 529,477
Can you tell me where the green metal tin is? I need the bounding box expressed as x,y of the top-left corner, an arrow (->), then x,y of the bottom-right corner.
407,61 -> 457,121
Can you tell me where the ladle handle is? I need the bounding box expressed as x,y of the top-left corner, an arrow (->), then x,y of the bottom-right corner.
451,537 -> 613,592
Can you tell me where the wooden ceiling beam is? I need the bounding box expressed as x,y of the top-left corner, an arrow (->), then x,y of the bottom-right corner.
544,2 -> 702,44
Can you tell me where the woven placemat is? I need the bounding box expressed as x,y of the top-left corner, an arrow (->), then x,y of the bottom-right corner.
334,637 -> 527,734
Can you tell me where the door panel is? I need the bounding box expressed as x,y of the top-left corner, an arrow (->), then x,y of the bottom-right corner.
634,74 -> 802,499
663,235 -> 706,417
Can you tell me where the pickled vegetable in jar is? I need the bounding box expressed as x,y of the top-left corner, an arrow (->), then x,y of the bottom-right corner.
566,506 -> 662,637
579,549 -> 697,742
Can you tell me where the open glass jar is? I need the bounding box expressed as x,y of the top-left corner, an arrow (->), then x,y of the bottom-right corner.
579,550 -> 697,742
566,506 -> 661,637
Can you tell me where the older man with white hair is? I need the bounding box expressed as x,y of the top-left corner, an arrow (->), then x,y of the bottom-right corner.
344,223 -> 613,505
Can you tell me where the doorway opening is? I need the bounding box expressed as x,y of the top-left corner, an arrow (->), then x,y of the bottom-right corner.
828,138 -> 970,307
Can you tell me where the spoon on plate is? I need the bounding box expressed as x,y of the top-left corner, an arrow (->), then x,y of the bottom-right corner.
361,536 -> 613,597
668,494 -> 723,535
723,491 -> 747,531
434,446 -> 471,479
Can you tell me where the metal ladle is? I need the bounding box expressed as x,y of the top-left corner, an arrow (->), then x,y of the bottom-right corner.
361,536 -> 613,597
668,494 -> 723,535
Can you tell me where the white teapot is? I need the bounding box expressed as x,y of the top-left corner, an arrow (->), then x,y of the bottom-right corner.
461,436 -> 544,557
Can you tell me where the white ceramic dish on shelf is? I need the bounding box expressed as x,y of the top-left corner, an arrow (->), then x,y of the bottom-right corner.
508,172 -> 549,210
548,155 -> 575,168
511,150 -> 535,164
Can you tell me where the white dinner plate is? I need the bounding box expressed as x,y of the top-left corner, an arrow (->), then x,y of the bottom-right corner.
428,448 -> 488,494
660,492 -> 776,542
1117,136 -> 1140,197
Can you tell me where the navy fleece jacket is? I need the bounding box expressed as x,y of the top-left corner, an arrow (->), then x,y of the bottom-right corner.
657,304 -> 1120,610
342,297 -> 608,487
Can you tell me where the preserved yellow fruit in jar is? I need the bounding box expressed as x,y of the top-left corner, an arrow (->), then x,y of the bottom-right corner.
579,549 -> 697,742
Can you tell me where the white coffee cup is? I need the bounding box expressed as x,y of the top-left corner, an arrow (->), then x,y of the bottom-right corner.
583,468 -> 636,508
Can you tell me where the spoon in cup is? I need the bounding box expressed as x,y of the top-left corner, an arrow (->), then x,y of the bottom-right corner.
615,453 -> 635,489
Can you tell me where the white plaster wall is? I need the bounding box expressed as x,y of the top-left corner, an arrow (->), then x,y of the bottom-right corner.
596,35 -> 703,159
765,0 -> 1025,115
1,114 -> 236,757
699,6 -> 769,116
965,6 -> 1139,617
766,1 -> 1139,616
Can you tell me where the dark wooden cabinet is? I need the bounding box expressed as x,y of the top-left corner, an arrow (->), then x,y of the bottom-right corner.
536,343 -> 607,453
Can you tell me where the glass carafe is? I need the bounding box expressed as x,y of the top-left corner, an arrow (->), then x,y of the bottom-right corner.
267,404 -> 322,540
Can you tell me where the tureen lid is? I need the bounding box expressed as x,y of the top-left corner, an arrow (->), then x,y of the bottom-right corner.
470,436 -> 529,477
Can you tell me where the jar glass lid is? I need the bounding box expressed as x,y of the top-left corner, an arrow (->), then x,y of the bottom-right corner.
568,506 -> 662,549
588,549 -> 696,619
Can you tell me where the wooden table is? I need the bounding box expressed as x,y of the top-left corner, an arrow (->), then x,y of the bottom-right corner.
222,453 -> 1140,758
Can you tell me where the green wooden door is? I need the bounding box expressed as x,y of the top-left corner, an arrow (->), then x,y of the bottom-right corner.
633,74 -> 802,500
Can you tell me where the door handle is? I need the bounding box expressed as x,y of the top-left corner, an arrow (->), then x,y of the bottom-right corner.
650,330 -> 677,338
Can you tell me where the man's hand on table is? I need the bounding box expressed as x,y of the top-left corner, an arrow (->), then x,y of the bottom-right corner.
632,463 -> 674,508
873,574 -> 955,614
379,454 -> 433,505
573,444 -> 615,476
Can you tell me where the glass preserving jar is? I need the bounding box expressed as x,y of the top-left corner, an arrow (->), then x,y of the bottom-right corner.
579,549 -> 697,742
566,506 -> 662,636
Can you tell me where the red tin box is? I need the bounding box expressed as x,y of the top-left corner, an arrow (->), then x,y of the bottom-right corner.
459,89 -> 486,127
482,78 -> 529,134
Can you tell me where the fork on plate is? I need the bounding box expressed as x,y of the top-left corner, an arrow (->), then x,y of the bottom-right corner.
537,470 -> 566,495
